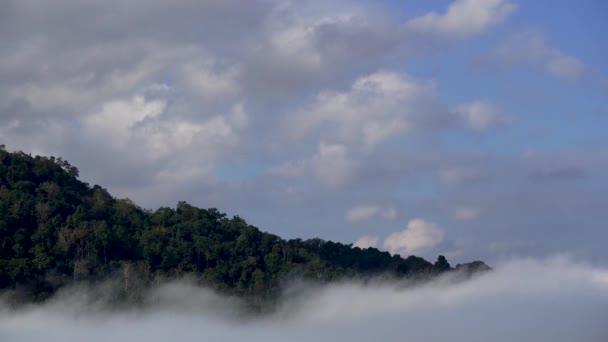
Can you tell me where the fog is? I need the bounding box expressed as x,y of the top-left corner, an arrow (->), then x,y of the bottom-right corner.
1,257 -> 607,341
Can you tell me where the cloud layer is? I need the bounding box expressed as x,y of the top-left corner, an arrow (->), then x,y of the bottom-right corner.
1,257 -> 607,341
478,31 -> 586,81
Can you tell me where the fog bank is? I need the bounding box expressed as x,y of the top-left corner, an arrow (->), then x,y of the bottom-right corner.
1,257 -> 607,341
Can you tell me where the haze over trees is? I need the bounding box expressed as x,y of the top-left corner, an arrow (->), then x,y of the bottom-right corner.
0,147 -> 489,303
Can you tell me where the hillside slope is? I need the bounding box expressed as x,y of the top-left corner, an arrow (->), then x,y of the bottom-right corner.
0,147 -> 489,302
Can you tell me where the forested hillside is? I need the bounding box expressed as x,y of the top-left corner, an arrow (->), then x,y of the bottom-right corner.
0,146 -> 489,303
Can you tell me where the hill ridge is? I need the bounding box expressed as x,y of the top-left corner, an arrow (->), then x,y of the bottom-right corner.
0,147 -> 489,303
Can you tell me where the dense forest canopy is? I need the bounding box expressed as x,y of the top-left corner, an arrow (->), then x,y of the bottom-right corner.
0,146 -> 489,303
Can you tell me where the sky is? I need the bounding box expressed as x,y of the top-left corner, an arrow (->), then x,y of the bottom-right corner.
1,0 -> 607,266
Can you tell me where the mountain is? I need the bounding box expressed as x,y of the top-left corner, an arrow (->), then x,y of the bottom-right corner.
0,146 -> 489,303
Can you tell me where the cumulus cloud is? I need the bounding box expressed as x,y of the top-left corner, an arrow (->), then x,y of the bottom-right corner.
352,235 -> 379,249
353,217 -> 446,256
383,218 -> 444,255
83,96 -> 167,149
406,0 -> 517,39
0,0 -> 519,206
286,71 -> 441,147
1,258 -> 607,341
479,31 -> 586,81
3,0 -> 501,206
85,95 -> 247,162
345,205 -> 397,222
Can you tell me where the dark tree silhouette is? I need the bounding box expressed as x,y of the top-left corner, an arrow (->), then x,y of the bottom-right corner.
0,149 -> 490,303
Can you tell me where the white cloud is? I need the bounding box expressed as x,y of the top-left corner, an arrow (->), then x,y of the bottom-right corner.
288,71 -> 439,147
83,96 -> 248,164
84,96 -> 167,148
481,31 -> 586,81
454,100 -> 511,131
244,10 -> 405,93
133,115 -> 235,160
140,103 -> 247,159
5,42 -> 176,112
452,206 -> 481,221
346,205 -> 397,222
406,0 -> 517,39
353,235 -> 379,249
2,258 -> 608,342
383,218 -> 444,255
265,16 -> 332,75
0,0 -> 518,204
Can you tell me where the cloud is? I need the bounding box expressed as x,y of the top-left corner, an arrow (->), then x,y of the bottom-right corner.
0,0 -> 519,204
178,62 -> 241,98
345,205 -> 397,222
0,0 -> 605,266
83,95 -> 167,149
454,100 -> 511,131
267,142 -> 359,187
383,218 -> 444,255
286,71 -> 442,147
2,1 -> 489,205
452,206 -> 481,221
479,31 -> 586,81
406,0 -> 517,39
346,206 -> 380,222
2,258 -> 607,341
312,142 -> 356,187
353,236 -> 379,249
85,95 -> 247,163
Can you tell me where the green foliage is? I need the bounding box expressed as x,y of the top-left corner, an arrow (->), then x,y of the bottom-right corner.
434,255 -> 451,272
0,149 -> 487,302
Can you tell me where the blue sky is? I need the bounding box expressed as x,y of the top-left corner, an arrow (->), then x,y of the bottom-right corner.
1,0 -> 606,265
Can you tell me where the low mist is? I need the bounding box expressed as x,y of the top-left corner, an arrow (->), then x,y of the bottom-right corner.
2,257 -> 607,341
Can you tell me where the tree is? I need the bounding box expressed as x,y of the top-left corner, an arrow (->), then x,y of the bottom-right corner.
0,149 -> 489,303
434,255 -> 451,272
